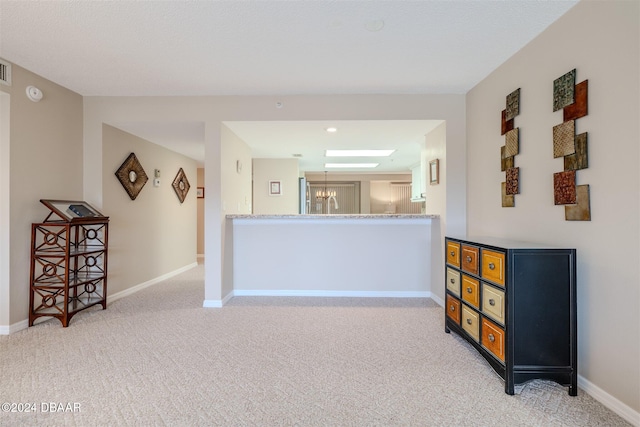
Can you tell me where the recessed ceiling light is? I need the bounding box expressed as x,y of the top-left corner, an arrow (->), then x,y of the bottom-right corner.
326,149 -> 395,157
325,163 -> 379,168
325,127 -> 337,133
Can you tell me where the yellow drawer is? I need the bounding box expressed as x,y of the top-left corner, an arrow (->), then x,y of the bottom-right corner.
461,245 -> 479,275
481,249 -> 505,287
446,268 -> 460,296
461,305 -> 480,342
446,241 -> 460,268
446,294 -> 461,325
482,283 -> 505,325
482,317 -> 505,362
461,274 -> 480,309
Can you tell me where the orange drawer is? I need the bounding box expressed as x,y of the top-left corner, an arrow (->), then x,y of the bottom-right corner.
482,317 -> 505,362
446,241 -> 460,268
446,267 -> 461,297
461,245 -> 479,275
446,294 -> 461,325
461,305 -> 480,342
481,249 -> 505,287
461,274 -> 480,309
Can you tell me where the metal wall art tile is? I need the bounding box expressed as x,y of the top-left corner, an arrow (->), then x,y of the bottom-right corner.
505,88 -> 520,121
553,69 -> 576,111
553,170 -> 576,205
504,128 -> 519,157
501,109 -> 514,136
564,133 -> 588,171
563,80 -> 588,121
501,182 -> 515,207
172,168 -> 191,204
115,152 -> 148,200
500,146 -> 515,172
553,120 -> 575,158
565,184 -> 591,221
505,167 -> 519,195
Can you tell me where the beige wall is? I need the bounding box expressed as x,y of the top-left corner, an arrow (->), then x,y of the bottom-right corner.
252,158 -> 299,214
102,124 -> 197,295
466,0 -> 639,415
221,124 -> 252,215
0,63 -> 83,326
422,122 -> 447,306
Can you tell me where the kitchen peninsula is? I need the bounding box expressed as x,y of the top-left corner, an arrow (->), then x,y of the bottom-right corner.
226,214 -> 440,299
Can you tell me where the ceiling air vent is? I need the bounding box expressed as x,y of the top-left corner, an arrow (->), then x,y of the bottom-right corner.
0,59 -> 11,86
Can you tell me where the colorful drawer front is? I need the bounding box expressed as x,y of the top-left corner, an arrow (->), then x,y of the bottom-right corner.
481,249 -> 505,287
482,283 -> 505,325
461,275 -> 480,309
461,305 -> 480,342
482,317 -> 505,362
446,268 -> 461,297
446,294 -> 461,325
446,241 -> 460,268
461,245 -> 479,275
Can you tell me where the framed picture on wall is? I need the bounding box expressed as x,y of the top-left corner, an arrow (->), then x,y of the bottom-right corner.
269,180 -> 282,196
197,187 -> 205,198
429,159 -> 440,185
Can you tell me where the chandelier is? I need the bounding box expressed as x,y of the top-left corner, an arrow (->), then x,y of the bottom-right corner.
316,171 -> 336,200
315,171 -> 339,213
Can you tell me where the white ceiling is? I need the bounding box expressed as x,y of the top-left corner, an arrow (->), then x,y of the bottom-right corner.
0,0 -> 578,171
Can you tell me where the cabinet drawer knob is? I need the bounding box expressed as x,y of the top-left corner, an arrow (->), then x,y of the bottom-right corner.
488,333 -> 495,342
489,299 -> 496,306
466,287 -> 472,294
488,263 -> 495,270
466,256 -> 472,263
450,278 -> 455,284
449,305 -> 455,312
466,318 -> 472,325
450,251 -> 455,257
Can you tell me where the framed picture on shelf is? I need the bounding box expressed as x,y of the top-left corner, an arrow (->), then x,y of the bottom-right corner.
39,199 -> 107,222
197,187 -> 205,198
269,180 -> 282,196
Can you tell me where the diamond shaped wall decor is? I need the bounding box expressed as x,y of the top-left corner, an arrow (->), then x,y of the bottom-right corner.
172,168 -> 191,203
115,153 -> 148,200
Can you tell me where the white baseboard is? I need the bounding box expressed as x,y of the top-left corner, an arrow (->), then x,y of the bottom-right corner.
0,319 -> 28,335
204,290 -> 433,308
232,289 -> 431,298
202,291 -> 234,308
108,262 -> 198,304
430,293 -> 445,307
578,375 -> 640,426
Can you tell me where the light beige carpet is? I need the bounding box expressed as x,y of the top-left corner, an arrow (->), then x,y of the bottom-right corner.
0,264 -> 630,426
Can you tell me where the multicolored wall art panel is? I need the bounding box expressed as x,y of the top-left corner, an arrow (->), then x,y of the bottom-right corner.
552,69 -> 590,221
500,88 -> 520,207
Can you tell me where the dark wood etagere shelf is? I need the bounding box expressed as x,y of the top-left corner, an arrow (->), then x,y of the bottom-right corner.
444,236 -> 577,396
29,200 -> 109,327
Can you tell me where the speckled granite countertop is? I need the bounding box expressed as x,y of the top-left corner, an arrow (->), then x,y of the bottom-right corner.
226,214 -> 439,219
